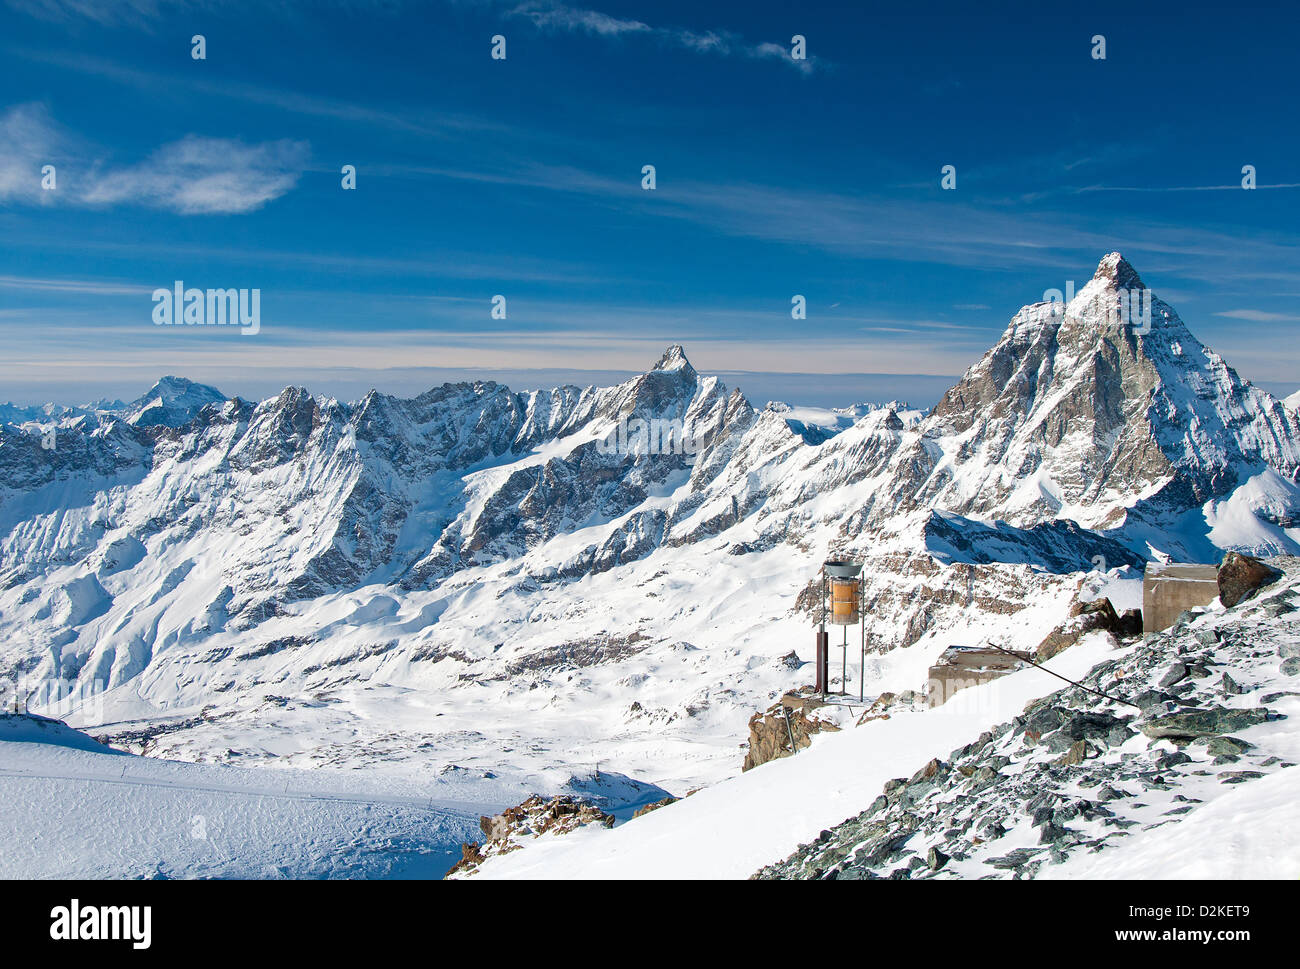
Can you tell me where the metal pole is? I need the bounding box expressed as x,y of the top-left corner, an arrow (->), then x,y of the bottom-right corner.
841,624 -> 847,695
819,570 -> 828,698
859,578 -> 866,702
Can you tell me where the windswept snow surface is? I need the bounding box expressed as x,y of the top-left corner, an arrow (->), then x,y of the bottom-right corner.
1041,766 -> 1300,880
0,714 -> 556,879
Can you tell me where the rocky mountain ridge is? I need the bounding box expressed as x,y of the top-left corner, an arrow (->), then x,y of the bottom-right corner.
1,254 -> 1298,795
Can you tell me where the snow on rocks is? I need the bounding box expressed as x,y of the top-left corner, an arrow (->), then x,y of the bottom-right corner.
755,561 -> 1299,880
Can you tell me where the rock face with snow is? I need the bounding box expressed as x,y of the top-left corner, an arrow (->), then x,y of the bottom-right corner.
446,794 -> 616,879
1,254 -> 1299,796
754,561 -> 1299,880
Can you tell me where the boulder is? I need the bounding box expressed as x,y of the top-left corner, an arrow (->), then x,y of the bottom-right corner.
1055,739 -> 1089,766
1204,736 -> 1254,759
1218,552 -> 1281,608
1036,597 -> 1122,661
743,699 -> 840,771
1140,706 -> 1271,740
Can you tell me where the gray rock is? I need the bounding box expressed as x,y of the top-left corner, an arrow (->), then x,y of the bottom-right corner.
1158,663 -> 1189,689
1106,725 -> 1134,747
1157,749 -> 1193,768
986,848 -> 1041,870
1039,821 -> 1070,844
1204,736 -> 1254,758
1219,673 -> 1244,696
1282,657 -> 1300,677
1024,706 -> 1067,736
968,765 -> 999,789
1219,770 -> 1265,784
927,846 -> 950,871
1140,706 -> 1271,740
1059,711 -> 1125,741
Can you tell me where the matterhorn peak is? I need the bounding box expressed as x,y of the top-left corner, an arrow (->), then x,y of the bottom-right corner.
652,344 -> 695,375
1091,251 -> 1145,291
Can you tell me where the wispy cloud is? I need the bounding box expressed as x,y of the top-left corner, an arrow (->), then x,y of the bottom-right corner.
1078,183 -> 1300,193
1214,309 -> 1300,323
0,273 -> 151,295
81,135 -> 309,214
507,1 -> 821,73
4,0 -> 173,24
0,104 -> 309,214
0,103 -> 71,204
15,48 -> 506,140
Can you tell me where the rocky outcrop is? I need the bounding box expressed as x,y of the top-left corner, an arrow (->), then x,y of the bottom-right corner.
1035,596 -> 1131,661
743,696 -> 840,772
1218,552 -> 1281,608
1139,706 -> 1272,740
446,794 -> 615,878
631,796 -> 679,819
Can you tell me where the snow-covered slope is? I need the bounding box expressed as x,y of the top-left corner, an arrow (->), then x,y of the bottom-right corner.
467,561 -> 1300,880
1,253 -> 1298,834
0,712 -> 671,879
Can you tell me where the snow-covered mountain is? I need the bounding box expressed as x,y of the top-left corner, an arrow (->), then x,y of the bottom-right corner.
2,253 -> 1299,817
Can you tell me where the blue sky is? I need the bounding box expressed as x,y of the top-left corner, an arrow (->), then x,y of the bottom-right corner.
2,0 -> 1299,408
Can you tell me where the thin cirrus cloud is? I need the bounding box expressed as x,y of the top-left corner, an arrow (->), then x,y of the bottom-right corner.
0,103 -> 309,214
1214,309 -> 1300,323
507,1 -> 819,73
81,134 -> 310,214
0,102 -> 67,203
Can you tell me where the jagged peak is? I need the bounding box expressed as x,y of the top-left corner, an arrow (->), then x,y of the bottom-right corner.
652,345 -> 695,374
136,375 -> 226,403
1090,252 -> 1145,291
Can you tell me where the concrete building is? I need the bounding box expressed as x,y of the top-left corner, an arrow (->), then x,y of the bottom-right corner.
926,645 -> 1033,708
1142,562 -> 1220,633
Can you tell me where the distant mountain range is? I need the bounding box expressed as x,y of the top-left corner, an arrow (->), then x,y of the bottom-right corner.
2,253 -> 1298,797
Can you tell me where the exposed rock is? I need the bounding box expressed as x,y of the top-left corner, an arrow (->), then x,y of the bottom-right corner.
1036,597 -> 1122,661
1056,739 -> 1089,765
1117,609 -> 1144,638
446,794 -> 615,878
1204,736 -> 1254,759
1158,663 -> 1189,688
1139,707 -> 1272,740
632,796 -> 679,819
743,698 -> 840,771
1218,552 -> 1281,608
